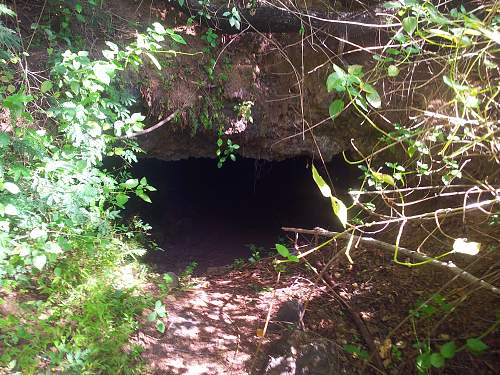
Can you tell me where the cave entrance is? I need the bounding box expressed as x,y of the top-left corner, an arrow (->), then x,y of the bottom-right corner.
129,156 -> 357,274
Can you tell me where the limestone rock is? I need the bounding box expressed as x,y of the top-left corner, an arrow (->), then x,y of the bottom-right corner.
258,331 -> 338,375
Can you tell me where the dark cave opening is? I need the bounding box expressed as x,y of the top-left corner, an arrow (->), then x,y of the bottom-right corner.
128,156 -> 359,274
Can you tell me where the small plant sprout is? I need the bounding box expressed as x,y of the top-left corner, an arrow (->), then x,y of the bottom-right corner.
148,300 -> 168,333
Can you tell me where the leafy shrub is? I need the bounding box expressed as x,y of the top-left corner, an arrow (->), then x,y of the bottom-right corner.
0,12 -> 187,373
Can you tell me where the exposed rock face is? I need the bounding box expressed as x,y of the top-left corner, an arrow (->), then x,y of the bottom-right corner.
257,331 -> 338,374
137,27 -> 381,161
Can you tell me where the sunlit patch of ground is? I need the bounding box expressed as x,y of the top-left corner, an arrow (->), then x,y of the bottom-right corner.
133,234 -> 499,374
132,262 -> 324,374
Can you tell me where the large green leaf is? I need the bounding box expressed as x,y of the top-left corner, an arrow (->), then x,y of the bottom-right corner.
122,179 -> 139,189
329,99 -> 344,120
156,320 -> 166,333
136,190 -> 152,203
40,80 -> 53,93
440,341 -> 456,359
33,255 -> 47,270
3,182 -> 20,194
116,193 -> 129,207
312,164 -> 347,228
312,164 -> 332,198
276,244 -> 290,258
430,353 -> 445,368
365,90 -> 381,108
93,63 -> 114,85
466,338 -> 489,353
326,72 -> 345,93
330,196 -> 347,228
145,52 -> 162,70
403,16 -> 418,35
372,171 -> 395,186
166,29 -> 187,45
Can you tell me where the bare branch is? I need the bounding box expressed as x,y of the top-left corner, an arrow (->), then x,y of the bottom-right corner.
282,227 -> 500,295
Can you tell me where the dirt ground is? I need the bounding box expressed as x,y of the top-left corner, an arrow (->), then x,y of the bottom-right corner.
133,231 -> 499,374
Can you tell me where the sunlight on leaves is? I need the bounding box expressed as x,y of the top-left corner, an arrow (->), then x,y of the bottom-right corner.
452,238 -> 480,255
312,164 -> 347,228
312,164 -> 332,197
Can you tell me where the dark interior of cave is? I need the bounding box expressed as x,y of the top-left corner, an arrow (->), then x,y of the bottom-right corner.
127,156 -> 359,274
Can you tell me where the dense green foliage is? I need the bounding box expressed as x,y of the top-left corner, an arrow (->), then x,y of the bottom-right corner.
274,1 -> 498,372
0,4 -> 187,372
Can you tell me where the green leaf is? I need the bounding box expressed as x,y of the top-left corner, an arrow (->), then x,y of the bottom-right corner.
116,194 -> 129,207
0,4 -> 16,17
276,244 -> 290,258
330,196 -> 347,228
372,171 -> 395,186
326,72 -> 345,93
430,353 -> 445,368
312,165 -> 332,198
163,274 -> 174,284
156,320 -> 166,333
332,63 -> 346,77
416,352 -> 432,370
329,99 -> 344,120
365,90 -> 381,109
105,41 -> 119,51
122,179 -> 139,189
443,75 -> 468,91
155,301 -> 167,318
387,65 -> 399,77
384,1 -> 402,9
93,63 -> 114,85
166,29 -> 187,45
153,22 -> 166,34
136,190 -> 152,203
3,182 -> 20,194
347,64 -> 364,77
147,312 -> 156,322
40,80 -> 53,93
30,228 -> 47,240
145,52 -> 162,70
0,133 -> 10,148
45,242 -> 62,254
33,255 -> 47,270
4,204 -> 17,216
362,83 -> 377,94
440,341 -> 456,359
466,338 -> 489,353
403,16 -> 418,35
452,238 -> 480,255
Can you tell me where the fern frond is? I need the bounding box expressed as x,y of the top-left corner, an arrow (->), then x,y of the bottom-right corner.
0,22 -> 20,49
0,4 -> 16,17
